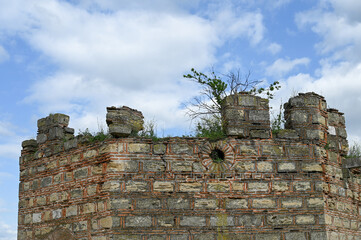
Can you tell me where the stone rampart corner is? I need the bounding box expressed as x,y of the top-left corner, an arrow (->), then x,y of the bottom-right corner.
18,92 -> 361,240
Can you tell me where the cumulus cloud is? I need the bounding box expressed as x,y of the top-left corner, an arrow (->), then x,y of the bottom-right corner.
0,0 -> 269,135
296,1 -> 361,63
267,42 -> 282,54
266,57 -> 310,77
288,0 -> 361,143
0,220 -> 16,240
0,46 -> 9,63
210,8 -> 265,46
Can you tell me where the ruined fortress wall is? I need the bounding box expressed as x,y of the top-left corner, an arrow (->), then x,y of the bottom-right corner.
17,93 -> 361,240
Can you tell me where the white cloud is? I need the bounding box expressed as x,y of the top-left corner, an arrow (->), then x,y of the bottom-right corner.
0,0 -> 269,135
330,0 -> 361,23
0,143 -> 21,159
290,0 -> 361,143
0,121 -> 15,137
273,0 -> 292,9
0,220 -> 16,240
0,46 -> 9,63
266,57 -> 310,77
211,8 -> 265,46
296,1 -> 361,62
267,42 -> 282,54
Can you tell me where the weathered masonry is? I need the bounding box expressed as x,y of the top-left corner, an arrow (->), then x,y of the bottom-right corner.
18,92 -> 361,240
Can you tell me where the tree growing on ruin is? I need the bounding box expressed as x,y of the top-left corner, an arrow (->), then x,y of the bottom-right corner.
183,68 -> 281,138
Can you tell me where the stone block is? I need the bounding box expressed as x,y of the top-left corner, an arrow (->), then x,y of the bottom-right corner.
223,108 -> 245,122
275,129 -> 299,139
171,144 -> 193,154
128,143 -> 150,153
126,181 -> 148,192
306,129 -> 325,140
110,199 -> 132,209
113,235 -> 141,240
53,209 -> 62,219
232,182 -> 245,191
288,146 -> 309,156
170,235 -> 188,240
207,182 -> 230,192
307,198 -> 324,208
107,160 -> 138,172
285,232 -> 307,240
238,94 -> 258,106
125,216 -> 152,227
294,181 -> 311,191
253,198 -> 276,208
33,213 -> 42,223
195,199 -> 218,209
257,161 -> 273,172
154,181 -> 174,192
66,205 -> 77,217
302,163 -> 323,172
179,182 -> 202,192
234,161 -> 255,172
255,233 -> 281,240
99,216 -> 113,228
22,139 -> 38,150
83,203 -> 96,214
92,164 -> 103,175
148,235 -> 166,240
153,144 -> 166,154
267,215 -> 293,225
47,160 -> 57,170
296,215 -> 315,224
192,162 -> 205,172
170,161 -> 192,171
278,162 -> 296,172
238,215 -> 262,227
157,216 -> 174,227
225,126 -> 246,137
180,216 -> 206,227
24,214 -> 32,224
73,221 -> 87,231
225,199 -> 248,209
41,176 -> 52,187
250,129 -> 270,139
108,124 -> 132,137
262,145 -> 283,155
281,199 -> 302,208
74,167 -> 88,179
210,214 -> 234,226
310,232 -> 327,240
167,198 -> 190,209
239,145 -> 258,155
193,233 -> 216,240
71,188 -> 82,199
64,139 -> 77,150
99,143 -> 118,153
92,237 -> 107,240
226,234 -> 252,240
102,181 -> 120,192
289,111 -> 307,124
70,154 -> 80,162
84,149 -> 97,158
36,196 -> 46,206
136,199 -> 161,209
143,160 -> 165,172
48,127 -> 64,140
247,182 -> 269,192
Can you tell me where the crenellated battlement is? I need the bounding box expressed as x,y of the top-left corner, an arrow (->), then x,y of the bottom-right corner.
18,92 -> 361,240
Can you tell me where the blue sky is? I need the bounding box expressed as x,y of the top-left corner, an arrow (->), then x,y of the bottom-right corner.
1,0 -> 361,238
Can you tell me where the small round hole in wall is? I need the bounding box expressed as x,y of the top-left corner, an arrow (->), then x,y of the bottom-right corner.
210,148 -> 225,163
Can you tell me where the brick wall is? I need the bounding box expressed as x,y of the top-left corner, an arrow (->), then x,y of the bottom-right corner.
18,93 -> 361,240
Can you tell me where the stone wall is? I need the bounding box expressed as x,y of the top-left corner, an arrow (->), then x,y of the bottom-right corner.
18,93 -> 361,240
